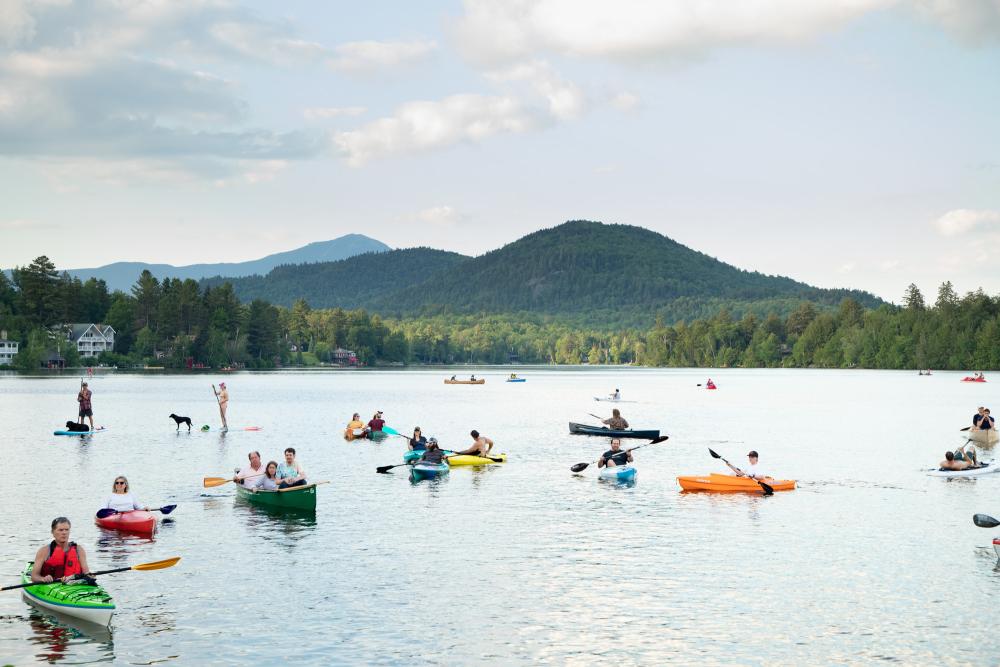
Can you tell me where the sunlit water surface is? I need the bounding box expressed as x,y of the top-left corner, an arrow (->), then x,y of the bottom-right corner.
0,368 -> 997,665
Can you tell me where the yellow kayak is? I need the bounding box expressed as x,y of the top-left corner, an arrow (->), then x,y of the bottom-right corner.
447,453 -> 507,466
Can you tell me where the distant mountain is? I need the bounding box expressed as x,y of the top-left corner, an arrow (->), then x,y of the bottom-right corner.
64,234 -> 390,291
211,221 -> 882,328
201,247 -> 470,309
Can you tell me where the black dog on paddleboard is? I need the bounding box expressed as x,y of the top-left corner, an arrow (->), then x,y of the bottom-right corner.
64,420 -> 89,432
169,413 -> 192,432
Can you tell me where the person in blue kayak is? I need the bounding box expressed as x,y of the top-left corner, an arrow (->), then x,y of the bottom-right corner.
276,448 -> 307,489
602,408 -> 629,430
420,438 -> 447,464
726,451 -> 765,479
598,438 -> 632,469
31,517 -> 93,584
456,429 -> 494,457
409,427 -> 427,452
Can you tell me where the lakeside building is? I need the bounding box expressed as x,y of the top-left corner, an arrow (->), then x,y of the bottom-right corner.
332,348 -> 359,366
64,324 -> 116,358
0,331 -> 17,365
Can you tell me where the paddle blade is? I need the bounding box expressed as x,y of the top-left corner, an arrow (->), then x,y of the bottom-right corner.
960,426 -> 971,432
973,513 -> 1000,528
376,465 -> 397,474
202,477 -> 232,488
650,435 -> 669,444
95,508 -> 118,519
708,448 -> 721,459
382,425 -> 401,436
759,481 -> 775,496
158,504 -> 178,515
570,462 -> 589,473
132,557 -> 181,571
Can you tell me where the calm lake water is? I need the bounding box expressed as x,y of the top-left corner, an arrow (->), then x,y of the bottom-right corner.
0,368 -> 997,665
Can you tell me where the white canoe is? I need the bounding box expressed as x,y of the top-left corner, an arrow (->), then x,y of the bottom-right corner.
967,429 -> 999,445
927,461 -> 1000,478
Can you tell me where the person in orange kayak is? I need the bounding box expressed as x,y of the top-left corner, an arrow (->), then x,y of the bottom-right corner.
456,430 -> 494,457
103,476 -> 147,512
726,451 -> 765,479
598,438 -> 633,468
31,517 -> 93,584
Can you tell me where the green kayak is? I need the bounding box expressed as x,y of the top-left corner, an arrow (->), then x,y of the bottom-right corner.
21,563 -> 115,627
236,483 -> 318,511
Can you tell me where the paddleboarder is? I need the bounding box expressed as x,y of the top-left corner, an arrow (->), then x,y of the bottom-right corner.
77,382 -> 94,430
31,517 -> 93,584
215,382 -> 229,431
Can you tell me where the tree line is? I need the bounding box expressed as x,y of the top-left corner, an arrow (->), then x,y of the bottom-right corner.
1,256 -> 996,370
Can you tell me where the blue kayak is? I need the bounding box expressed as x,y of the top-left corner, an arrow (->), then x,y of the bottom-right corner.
410,462 -> 450,481
506,378 -> 526,382
598,465 -> 636,482
53,427 -> 107,436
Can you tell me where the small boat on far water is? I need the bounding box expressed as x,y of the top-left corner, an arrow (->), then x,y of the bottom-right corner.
445,378 -> 485,384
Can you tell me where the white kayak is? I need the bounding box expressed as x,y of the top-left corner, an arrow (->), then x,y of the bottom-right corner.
598,465 -> 637,482
927,461 -> 1000,478
967,429 -> 999,445
593,397 -> 636,403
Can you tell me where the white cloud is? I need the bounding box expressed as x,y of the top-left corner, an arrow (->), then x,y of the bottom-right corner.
0,0 -> 36,47
303,106 -> 367,120
453,0 -> 896,64
328,39 -> 437,73
934,209 -> 1000,236
487,60 -> 585,120
417,205 -> 461,226
914,0 -> 1000,44
333,94 -> 539,166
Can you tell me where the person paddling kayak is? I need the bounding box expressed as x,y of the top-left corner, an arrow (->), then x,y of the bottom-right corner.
420,439 -> 447,464
456,430 -> 494,457
31,517 -> 93,584
602,408 -> 629,430
347,413 -> 367,438
233,451 -> 265,487
103,476 -> 147,512
409,427 -> 427,452
367,411 -> 386,436
598,438 -> 633,468
725,451 -> 766,479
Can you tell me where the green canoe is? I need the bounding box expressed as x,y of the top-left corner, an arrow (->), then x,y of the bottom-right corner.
236,483 -> 318,511
21,562 -> 115,627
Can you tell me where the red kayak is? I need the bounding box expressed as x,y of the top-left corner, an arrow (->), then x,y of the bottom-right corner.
962,377 -> 987,383
95,510 -> 156,535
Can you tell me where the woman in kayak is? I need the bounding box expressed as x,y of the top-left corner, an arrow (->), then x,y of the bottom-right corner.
421,438 -> 446,464
31,517 -> 92,584
103,476 -> 147,512
254,461 -> 280,490
367,411 -> 386,436
598,438 -> 632,468
276,448 -> 307,489
347,413 -> 367,438
409,427 -> 427,452
602,409 -> 629,430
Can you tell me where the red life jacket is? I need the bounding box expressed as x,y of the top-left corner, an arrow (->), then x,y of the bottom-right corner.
40,541 -> 82,579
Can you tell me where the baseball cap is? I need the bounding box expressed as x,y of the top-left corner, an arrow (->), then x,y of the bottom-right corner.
747,450 -> 759,458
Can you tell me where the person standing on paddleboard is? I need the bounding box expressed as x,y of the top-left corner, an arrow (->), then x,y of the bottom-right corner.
216,382 -> 229,431
31,517 -> 93,584
77,382 -> 94,431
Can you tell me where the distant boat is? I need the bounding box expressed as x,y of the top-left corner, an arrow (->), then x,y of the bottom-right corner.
445,378 -> 485,385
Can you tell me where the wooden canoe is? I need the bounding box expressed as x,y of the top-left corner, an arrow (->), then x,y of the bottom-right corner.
444,379 -> 485,384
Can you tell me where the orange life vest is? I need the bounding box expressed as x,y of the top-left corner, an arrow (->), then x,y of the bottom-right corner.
40,541 -> 82,579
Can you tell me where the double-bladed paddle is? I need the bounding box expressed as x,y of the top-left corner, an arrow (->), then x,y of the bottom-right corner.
973,513 -> 1000,528
1,557 -> 181,592
95,505 -> 177,519
708,448 -> 774,496
570,435 -> 669,473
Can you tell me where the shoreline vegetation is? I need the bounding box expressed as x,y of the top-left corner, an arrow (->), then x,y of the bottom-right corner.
1,256 -> 996,371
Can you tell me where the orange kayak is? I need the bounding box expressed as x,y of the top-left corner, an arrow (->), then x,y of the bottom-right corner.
677,473 -> 796,493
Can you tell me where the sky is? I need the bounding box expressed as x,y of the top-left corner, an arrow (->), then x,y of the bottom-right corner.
1,0 -> 998,302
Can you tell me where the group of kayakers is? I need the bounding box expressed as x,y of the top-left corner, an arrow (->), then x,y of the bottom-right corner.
407,426 -> 495,461
233,449 -> 308,490
346,411 -> 386,439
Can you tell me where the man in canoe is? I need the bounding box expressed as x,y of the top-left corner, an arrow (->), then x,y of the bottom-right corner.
455,430 -> 494,457
598,438 -> 632,469
602,408 -> 629,430
972,406 -> 994,432
233,451 -> 265,487
77,382 -> 94,431
276,447 -> 307,488
726,451 -> 766,480
31,517 -> 93,584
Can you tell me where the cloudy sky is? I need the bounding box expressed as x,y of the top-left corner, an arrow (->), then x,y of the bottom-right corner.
1,0 -> 998,301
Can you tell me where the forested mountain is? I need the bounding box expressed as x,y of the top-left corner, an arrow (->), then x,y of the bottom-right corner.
63,234 -> 390,291
201,248 -> 469,309
214,221 -> 881,327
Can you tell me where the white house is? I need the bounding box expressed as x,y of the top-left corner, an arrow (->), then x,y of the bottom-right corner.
66,324 -> 116,358
0,330 -> 17,365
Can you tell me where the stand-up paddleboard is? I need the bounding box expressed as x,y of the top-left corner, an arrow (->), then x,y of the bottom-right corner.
199,426 -> 262,432
54,427 -> 108,436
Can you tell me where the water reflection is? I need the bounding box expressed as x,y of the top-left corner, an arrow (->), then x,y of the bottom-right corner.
234,500 -> 317,550
26,609 -> 114,663
95,532 -> 155,564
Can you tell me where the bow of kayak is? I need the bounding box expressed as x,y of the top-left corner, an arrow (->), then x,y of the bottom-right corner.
677,473 -> 796,492
21,563 -> 115,627
410,462 -> 450,481
95,510 -> 156,535
448,453 -> 507,466
598,465 -> 636,482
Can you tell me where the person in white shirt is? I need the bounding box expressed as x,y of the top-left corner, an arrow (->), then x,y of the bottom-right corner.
727,450 -> 766,479
103,476 -> 147,512
233,451 -> 265,488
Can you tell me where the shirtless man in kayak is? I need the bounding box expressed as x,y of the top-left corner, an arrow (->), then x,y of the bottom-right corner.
456,430 -> 494,457
31,517 -> 93,583
726,451 -> 766,479
598,438 -> 632,468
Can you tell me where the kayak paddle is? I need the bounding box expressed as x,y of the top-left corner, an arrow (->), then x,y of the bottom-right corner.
1,557 -> 181,591
377,462 -> 413,474
960,426 -> 971,432
973,513 -> 1000,528
708,448 -> 774,496
382,425 -> 402,436
571,435 -> 669,473
203,473 -> 265,487
95,505 -> 177,519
